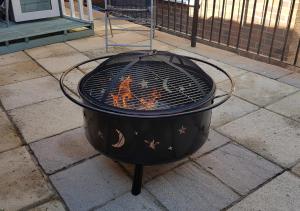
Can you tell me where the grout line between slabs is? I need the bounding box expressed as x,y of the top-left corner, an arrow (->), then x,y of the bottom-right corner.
24,145 -> 70,211
217,79 -> 300,109
23,51 -> 81,97
88,187 -> 169,211
211,105 -> 261,129
0,64 -> 82,211
113,159 -> 192,211
0,101 -> 27,146
28,126 -> 82,145
189,140 -> 232,161
264,106 -> 300,124
212,91 -> 300,128
45,153 -> 101,176
5,95 -> 64,112
214,128 -> 288,170
0,74 -> 50,87
19,195 -> 60,211
221,170 -> 286,210
192,140 -> 288,198
191,159 -> 242,197
210,106 -> 261,130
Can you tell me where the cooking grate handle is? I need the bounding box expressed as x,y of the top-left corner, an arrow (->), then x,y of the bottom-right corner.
60,54 -> 235,117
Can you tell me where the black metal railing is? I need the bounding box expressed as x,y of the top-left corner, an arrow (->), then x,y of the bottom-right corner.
155,0 -> 300,67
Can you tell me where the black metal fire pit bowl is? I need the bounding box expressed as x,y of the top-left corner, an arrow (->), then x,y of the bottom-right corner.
60,50 -> 234,195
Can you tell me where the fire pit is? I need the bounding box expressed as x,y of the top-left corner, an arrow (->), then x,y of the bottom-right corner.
60,50 -> 234,195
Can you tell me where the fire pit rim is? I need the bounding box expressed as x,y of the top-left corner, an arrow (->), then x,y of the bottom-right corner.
59,51 -> 235,118
77,51 -> 217,116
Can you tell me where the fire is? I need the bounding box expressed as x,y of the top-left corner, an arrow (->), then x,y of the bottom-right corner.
140,89 -> 161,110
111,76 -> 133,108
111,75 -> 161,110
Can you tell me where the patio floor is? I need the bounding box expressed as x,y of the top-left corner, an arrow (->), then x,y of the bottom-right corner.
1,9 -> 300,211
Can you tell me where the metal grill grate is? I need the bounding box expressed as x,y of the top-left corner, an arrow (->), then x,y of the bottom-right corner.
79,51 -> 215,114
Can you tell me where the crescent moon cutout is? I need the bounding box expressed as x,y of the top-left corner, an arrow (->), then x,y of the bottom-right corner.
112,129 -> 125,148
163,78 -> 172,93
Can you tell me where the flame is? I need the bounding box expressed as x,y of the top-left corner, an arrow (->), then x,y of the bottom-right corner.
111,76 -> 133,108
111,76 -> 161,110
140,89 -> 161,110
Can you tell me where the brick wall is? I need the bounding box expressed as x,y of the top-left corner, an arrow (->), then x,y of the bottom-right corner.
156,0 -> 299,64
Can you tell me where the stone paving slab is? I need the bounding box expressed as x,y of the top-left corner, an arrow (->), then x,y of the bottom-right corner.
78,61 -> 100,72
201,62 -> 232,83
196,143 -> 282,195
222,55 -> 292,79
109,32 -> 149,44
211,95 -> 259,128
125,25 -> 155,37
218,72 -> 298,107
66,36 -> 105,52
30,128 -> 98,174
129,40 -> 176,51
50,155 -> 131,211
115,22 -> 143,30
0,147 -> 54,210
155,31 -> 190,48
183,58 -> 246,84
121,158 -> 188,183
146,162 -> 239,211
169,48 -> 245,83
170,48 -> 208,60
0,51 -> 31,66
54,69 -> 84,93
218,109 -> 300,167
0,76 -> 62,110
0,60 -> 47,86
93,19 -> 124,32
29,200 -> 66,211
228,172 -> 300,211
206,59 -> 248,79
0,108 -> 22,153
9,97 -> 83,143
36,53 -> 90,74
191,129 -> 231,159
278,72 -> 300,89
267,91 -> 300,122
83,47 -> 129,59
292,162 -> 300,176
182,43 -> 236,61
95,28 -> 124,37
96,191 -> 164,211
25,43 -> 78,60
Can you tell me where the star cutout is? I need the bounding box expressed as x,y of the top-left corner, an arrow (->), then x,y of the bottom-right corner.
168,146 -> 173,151
134,131 -> 139,135
140,79 -> 149,89
144,139 -> 160,150
178,125 -> 187,135
179,86 -> 185,92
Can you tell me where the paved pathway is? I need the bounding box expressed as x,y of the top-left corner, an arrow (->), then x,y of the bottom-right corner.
0,9 -> 300,211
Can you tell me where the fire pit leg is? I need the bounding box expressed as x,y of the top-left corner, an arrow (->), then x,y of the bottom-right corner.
131,164 -> 143,195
